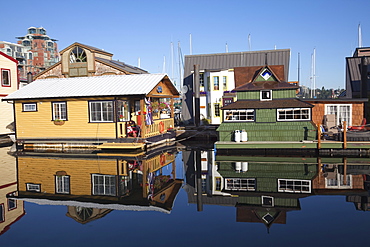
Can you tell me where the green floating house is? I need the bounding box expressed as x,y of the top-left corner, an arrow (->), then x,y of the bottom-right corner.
217,65 -> 317,142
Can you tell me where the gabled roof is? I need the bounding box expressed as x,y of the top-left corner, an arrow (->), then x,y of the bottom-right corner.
234,80 -> 298,91
3,74 -> 178,100
60,42 -> 113,57
222,98 -> 313,110
234,65 -> 285,87
0,51 -> 18,64
184,49 -> 290,79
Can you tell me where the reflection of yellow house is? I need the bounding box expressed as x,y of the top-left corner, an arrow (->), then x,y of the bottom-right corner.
0,147 -> 25,235
3,73 -> 180,151
14,148 -> 182,223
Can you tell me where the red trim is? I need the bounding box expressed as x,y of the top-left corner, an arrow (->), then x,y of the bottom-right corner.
0,182 -> 17,190
0,94 -> 8,97
1,68 -> 11,87
0,51 -> 18,64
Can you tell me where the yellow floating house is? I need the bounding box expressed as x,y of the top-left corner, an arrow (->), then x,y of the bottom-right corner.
2,73 -> 179,151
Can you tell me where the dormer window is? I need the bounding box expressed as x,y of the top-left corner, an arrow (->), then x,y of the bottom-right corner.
260,90 -> 272,101
70,47 -> 87,63
261,69 -> 272,80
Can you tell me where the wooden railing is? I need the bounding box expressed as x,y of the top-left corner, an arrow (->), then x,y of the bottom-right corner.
142,118 -> 174,138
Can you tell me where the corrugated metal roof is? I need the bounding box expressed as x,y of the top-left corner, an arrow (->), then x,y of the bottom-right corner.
4,74 -> 170,100
96,57 -> 148,74
184,49 -> 290,79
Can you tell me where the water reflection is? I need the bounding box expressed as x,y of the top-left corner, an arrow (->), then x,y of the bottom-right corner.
0,147 -> 24,235
1,144 -> 370,241
183,149 -> 370,229
11,145 -> 182,224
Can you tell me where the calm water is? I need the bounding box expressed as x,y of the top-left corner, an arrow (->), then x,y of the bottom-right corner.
1,144 -> 370,247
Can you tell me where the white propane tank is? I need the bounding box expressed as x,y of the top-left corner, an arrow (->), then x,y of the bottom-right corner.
234,130 -> 241,142
242,162 -> 248,172
241,129 -> 248,142
235,162 -> 242,172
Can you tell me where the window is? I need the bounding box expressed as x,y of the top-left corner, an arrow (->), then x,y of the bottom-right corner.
223,76 -> 227,89
56,175 -> 70,194
89,101 -> 114,122
213,76 -> 219,90
70,46 -> 87,63
26,183 -> 41,192
277,108 -> 310,121
8,198 -> 17,211
0,204 -> 4,223
214,103 -> 220,117
52,102 -> 67,120
325,104 -> 352,126
23,103 -> 37,112
117,100 -> 130,122
223,98 -> 233,107
224,110 -> 255,121
215,177 -> 221,191
326,174 -> 352,188
1,69 -> 10,87
278,179 -> 311,193
262,196 -> 274,207
225,178 -> 255,191
260,90 -> 272,100
92,174 -> 116,196
199,73 -> 204,87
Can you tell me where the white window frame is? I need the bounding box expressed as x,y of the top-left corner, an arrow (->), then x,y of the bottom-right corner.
325,104 -> 352,126
55,175 -> 70,194
277,108 -> 311,121
225,178 -> 256,191
52,102 -> 67,120
92,174 -> 116,196
262,196 -> 274,207
26,183 -> 41,192
89,101 -> 114,122
23,103 -> 37,112
278,179 -> 311,193
213,76 -> 219,90
325,174 -> 352,189
224,109 -> 255,121
260,90 -> 272,101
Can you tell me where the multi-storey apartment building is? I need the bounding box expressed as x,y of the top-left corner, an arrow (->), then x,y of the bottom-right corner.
0,27 -> 59,83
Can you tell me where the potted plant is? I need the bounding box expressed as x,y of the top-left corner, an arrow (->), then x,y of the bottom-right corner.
53,119 -> 65,125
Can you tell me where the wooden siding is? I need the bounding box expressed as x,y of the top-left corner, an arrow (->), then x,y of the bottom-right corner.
234,89 -> 296,101
217,121 -> 316,142
311,102 -> 364,126
17,157 -> 118,195
15,98 -> 116,140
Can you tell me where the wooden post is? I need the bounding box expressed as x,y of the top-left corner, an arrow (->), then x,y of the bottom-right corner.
140,98 -> 146,137
343,121 -> 347,149
317,123 -> 321,149
343,157 -> 347,186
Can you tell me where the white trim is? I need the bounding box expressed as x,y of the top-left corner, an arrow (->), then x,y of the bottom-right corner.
224,109 -> 255,121
277,108 -> 311,121
260,90 -> 272,101
325,104 -> 352,126
278,179 -> 311,193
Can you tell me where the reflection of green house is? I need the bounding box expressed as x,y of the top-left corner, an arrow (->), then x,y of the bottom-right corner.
215,158 -> 318,228
217,65 -> 316,142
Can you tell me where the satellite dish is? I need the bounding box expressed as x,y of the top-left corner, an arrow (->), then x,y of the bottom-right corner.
181,85 -> 188,94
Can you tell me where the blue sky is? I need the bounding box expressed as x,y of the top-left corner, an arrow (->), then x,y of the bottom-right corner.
1,0 -> 369,89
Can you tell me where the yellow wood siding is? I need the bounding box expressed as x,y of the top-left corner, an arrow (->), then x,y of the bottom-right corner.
17,157 -> 118,195
15,98 -> 116,139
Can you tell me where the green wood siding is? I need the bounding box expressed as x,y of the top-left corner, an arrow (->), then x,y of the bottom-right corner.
236,89 -> 296,100
256,109 -> 275,122
237,197 -> 299,207
217,121 -> 317,141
